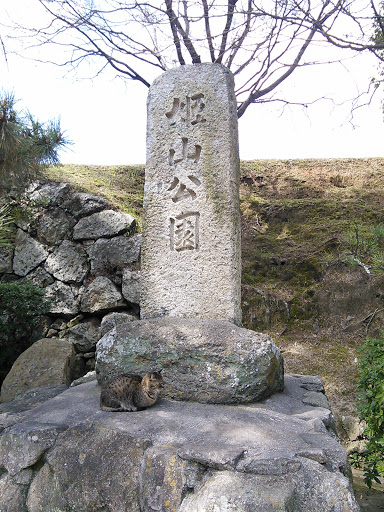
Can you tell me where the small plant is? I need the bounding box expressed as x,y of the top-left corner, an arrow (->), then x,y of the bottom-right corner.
350,332 -> 384,487
0,281 -> 50,383
344,223 -> 384,274
0,90 -> 71,192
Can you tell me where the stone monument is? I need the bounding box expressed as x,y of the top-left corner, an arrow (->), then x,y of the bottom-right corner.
141,64 -> 241,325
96,63 -> 284,404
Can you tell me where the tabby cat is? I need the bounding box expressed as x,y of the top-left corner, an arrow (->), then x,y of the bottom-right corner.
100,370 -> 164,412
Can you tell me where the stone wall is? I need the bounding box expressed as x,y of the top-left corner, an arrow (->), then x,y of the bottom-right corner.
0,180 -> 142,395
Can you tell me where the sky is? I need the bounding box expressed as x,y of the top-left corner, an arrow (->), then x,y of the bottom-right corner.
1,2 -> 384,165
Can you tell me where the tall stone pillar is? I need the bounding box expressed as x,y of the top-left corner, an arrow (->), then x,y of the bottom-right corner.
141,63 -> 241,325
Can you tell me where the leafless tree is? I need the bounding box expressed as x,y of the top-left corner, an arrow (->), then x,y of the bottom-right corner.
3,0 -> 384,118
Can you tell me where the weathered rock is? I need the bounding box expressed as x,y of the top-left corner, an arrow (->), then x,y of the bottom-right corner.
44,280 -> 79,315
142,63 -> 241,325
81,276 -> 125,313
28,181 -> 70,206
341,415 -> 363,440
140,444 -> 195,512
63,318 -> 101,352
122,269 -> 141,304
70,371 -> 96,387
0,246 -> 13,274
62,192 -> 110,218
298,374 -> 325,393
178,470 -> 298,512
49,318 -> 67,331
66,314 -> 85,328
96,318 -> 284,404
0,338 -> 75,403
0,472 -> 29,512
294,458 -> 360,511
12,229 -> 48,276
21,266 -> 54,287
0,421 -> 67,475
44,240 -> 89,283
0,376 -> 360,512
73,209 -> 136,240
72,354 -> 87,381
0,385 -> 67,428
27,463 -> 67,512
85,358 -> 95,371
28,423 -> 148,512
100,311 -> 138,337
36,207 -> 75,245
179,459 -> 360,512
87,234 -> 142,274
302,390 -> 330,409
340,415 -> 366,455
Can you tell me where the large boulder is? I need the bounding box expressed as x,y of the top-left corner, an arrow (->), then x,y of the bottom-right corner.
36,208 -> 76,245
96,318 -> 284,404
12,229 -> 48,277
81,276 -> 126,313
178,460 -> 360,512
121,269 -> 140,304
44,281 -> 79,315
0,338 -> 75,403
73,210 -> 136,240
63,318 -> 101,353
44,240 -> 89,283
62,192 -> 110,219
100,312 -> 138,337
0,376 -> 361,512
27,423 -> 147,512
87,234 -> 142,274
28,182 -> 70,206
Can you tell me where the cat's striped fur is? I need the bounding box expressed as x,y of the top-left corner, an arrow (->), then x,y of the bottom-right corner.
100,371 -> 164,412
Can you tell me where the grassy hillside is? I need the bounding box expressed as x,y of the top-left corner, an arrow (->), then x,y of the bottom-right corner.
46,158 -> 384,423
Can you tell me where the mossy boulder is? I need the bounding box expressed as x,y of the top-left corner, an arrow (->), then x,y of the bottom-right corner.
96,317 -> 284,404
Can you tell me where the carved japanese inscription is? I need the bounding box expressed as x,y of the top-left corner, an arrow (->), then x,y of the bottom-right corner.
170,212 -> 200,251
167,176 -> 201,203
169,138 -> 201,166
166,94 -> 206,126
142,63 -> 242,325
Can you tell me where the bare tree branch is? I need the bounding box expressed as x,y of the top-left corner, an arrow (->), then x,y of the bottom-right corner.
165,0 -> 186,65
165,0 -> 201,63
217,0 -> 238,64
3,0 -> 383,118
202,0 -> 216,61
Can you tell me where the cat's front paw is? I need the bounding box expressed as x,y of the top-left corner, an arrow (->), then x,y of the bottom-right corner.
123,405 -> 138,412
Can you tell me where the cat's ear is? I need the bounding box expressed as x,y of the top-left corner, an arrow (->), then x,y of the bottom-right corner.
158,368 -> 163,374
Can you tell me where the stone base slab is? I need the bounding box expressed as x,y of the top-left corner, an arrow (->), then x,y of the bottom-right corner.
0,375 -> 360,512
